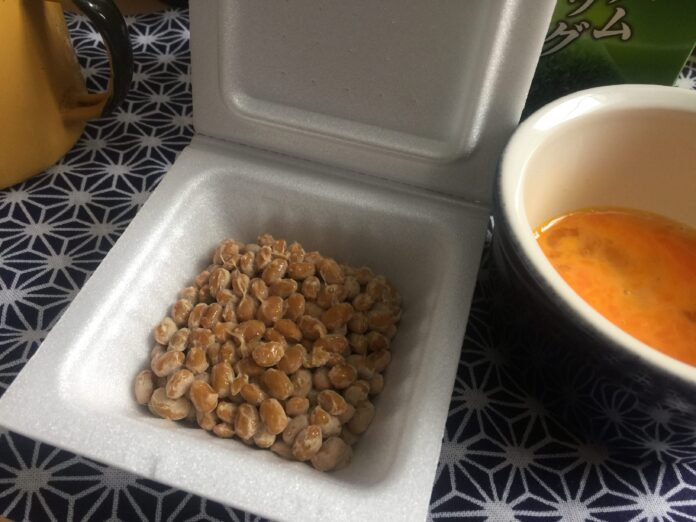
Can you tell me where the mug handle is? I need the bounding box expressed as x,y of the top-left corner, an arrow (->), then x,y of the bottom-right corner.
63,0 -> 133,119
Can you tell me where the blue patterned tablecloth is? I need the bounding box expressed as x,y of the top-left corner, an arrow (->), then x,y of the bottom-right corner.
1,9 -> 696,521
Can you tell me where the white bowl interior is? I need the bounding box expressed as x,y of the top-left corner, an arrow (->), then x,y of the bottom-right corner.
501,85 -> 696,381
523,108 -> 696,228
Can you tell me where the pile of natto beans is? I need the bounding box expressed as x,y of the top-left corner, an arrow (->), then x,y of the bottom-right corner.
133,234 -> 401,472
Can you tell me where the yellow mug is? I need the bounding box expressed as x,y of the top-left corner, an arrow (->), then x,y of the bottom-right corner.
0,0 -> 132,189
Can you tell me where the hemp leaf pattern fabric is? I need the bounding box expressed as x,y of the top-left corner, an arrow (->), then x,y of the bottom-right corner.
1,9 -> 696,522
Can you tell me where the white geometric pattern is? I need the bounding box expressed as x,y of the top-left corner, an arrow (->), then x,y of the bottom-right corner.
675,56 -> 696,92
1,9 -> 696,521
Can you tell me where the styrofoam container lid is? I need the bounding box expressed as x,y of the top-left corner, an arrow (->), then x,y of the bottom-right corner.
191,0 -> 555,203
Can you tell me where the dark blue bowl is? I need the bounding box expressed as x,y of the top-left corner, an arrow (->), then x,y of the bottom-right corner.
490,85 -> 696,460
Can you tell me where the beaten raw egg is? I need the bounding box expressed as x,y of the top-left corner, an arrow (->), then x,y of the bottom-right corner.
536,208 -> 696,365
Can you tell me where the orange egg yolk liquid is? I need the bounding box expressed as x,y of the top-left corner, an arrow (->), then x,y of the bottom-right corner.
535,208 -> 696,365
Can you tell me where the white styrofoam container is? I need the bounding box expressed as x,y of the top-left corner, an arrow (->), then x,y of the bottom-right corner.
0,2 -> 554,521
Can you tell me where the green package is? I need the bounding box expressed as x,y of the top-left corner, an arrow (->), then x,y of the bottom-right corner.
524,0 -> 696,117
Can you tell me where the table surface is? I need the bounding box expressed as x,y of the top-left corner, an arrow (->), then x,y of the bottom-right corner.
1,8 -> 696,522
